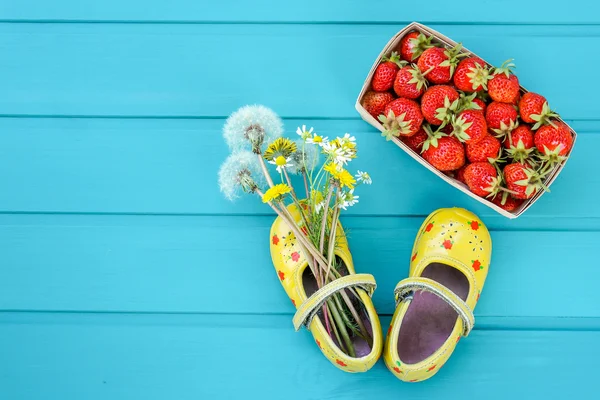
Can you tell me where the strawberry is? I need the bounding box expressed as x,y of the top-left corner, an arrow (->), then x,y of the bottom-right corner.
379,98 -> 424,139
394,64 -> 428,99
372,52 -> 406,92
451,109 -> 488,143
455,164 -> 468,183
417,44 -> 466,84
399,31 -> 434,62
361,91 -> 395,118
534,121 -> 573,163
504,162 -> 547,199
519,92 -> 558,129
488,59 -> 520,103
466,135 -> 501,163
491,192 -> 523,212
464,162 -> 501,197
421,85 -> 459,125
453,57 -> 491,92
422,135 -> 465,171
473,98 -> 487,114
486,101 -> 518,138
504,124 -> 534,163
401,127 -> 428,153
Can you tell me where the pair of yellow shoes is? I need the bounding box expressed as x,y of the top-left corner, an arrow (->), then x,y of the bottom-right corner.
270,207 -> 491,382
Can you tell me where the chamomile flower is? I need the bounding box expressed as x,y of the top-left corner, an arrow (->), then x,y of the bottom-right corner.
218,151 -> 265,201
296,125 -> 314,140
288,139 -> 320,175
306,133 -> 329,147
355,170 -> 372,185
322,142 -> 352,166
262,183 -> 291,203
223,105 -> 283,153
339,190 -> 359,210
268,155 -> 293,173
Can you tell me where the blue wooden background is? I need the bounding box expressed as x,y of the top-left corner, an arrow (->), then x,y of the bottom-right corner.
0,1 -> 598,398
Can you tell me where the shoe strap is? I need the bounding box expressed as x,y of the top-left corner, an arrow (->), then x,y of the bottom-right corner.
394,277 -> 475,337
293,273 -> 376,331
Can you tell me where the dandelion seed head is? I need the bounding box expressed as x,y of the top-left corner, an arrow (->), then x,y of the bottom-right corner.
223,105 -> 283,153
218,151 -> 265,201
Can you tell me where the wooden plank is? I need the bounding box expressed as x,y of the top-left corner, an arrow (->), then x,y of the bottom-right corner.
0,312 -> 597,399
0,117 -> 594,220
0,1 -> 595,24
0,214 -> 598,323
0,24 -> 598,118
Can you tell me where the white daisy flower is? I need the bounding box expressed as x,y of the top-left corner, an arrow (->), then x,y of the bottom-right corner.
268,155 -> 293,173
340,133 -> 356,144
306,133 -> 329,147
315,200 -> 327,213
356,170 -> 372,185
338,190 -> 359,210
296,125 -> 314,141
323,142 -> 352,166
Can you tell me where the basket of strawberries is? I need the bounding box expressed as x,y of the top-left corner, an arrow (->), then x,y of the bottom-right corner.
355,22 -> 576,218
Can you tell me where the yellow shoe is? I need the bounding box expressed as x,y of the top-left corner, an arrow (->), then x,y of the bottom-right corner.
270,204 -> 383,372
383,208 -> 492,382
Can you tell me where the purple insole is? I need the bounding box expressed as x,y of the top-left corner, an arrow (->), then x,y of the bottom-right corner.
302,267 -> 373,357
397,263 -> 469,364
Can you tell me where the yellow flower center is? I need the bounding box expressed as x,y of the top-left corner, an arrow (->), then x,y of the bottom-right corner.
313,135 -> 323,143
275,155 -> 287,166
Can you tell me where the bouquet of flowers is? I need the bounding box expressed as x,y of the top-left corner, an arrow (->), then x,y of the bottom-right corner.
218,105 -> 374,356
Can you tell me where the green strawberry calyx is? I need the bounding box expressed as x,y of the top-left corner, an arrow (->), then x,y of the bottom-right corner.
440,43 -> 469,77
491,119 -> 518,140
421,123 -> 446,152
408,33 -> 435,60
408,64 -> 428,92
493,59 -> 516,78
378,110 -> 414,140
466,60 -> 491,91
451,114 -> 473,142
382,51 -> 407,68
457,92 -> 482,112
513,165 -> 551,197
435,96 -> 460,126
530,102 -> 559,130
538,144 -> 568,165
505,138 -> 534,164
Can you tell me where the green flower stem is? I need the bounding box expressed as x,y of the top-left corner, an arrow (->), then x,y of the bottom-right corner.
282,168 -> 297,199
339,289 -> 372,347
318,185 -> 335,253
302,171 -> 310,200
257,154 -> 275,188
328,298 -> 355,357
326,301 -> 346,354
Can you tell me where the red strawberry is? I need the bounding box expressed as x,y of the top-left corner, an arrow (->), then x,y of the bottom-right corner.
417,44 -> 465,84
491,192 -> 523,212
534,121 -> 573,162
455,164 -> 468,183
453,57 -> 491,92
394,64 -> 428,99
451,109 -> 488,143
466,135 -> 501,163
421,85 -> 459,125
519,92 -> 558,129
399,31 -> 434,62
473,98 -> 487,114
488,60 -> 520,103
486,101 -> 518,138
379,98 -> 424,139
504,124 -> 534,163
422,136 -> 465,171
463,162 -> 500,197
504,162 -> 546,199
372,52 -> 405,92
401,127 -> 428,153
362,91 -> 394,118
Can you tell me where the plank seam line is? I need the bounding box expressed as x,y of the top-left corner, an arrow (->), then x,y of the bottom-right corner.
0,20 -> 599,26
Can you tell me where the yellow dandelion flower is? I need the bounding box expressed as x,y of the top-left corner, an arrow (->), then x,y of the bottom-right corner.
323,162 -> 341,176
337,169 -> 356,189
264,138 -> 297,160
262,183 -> 291,203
